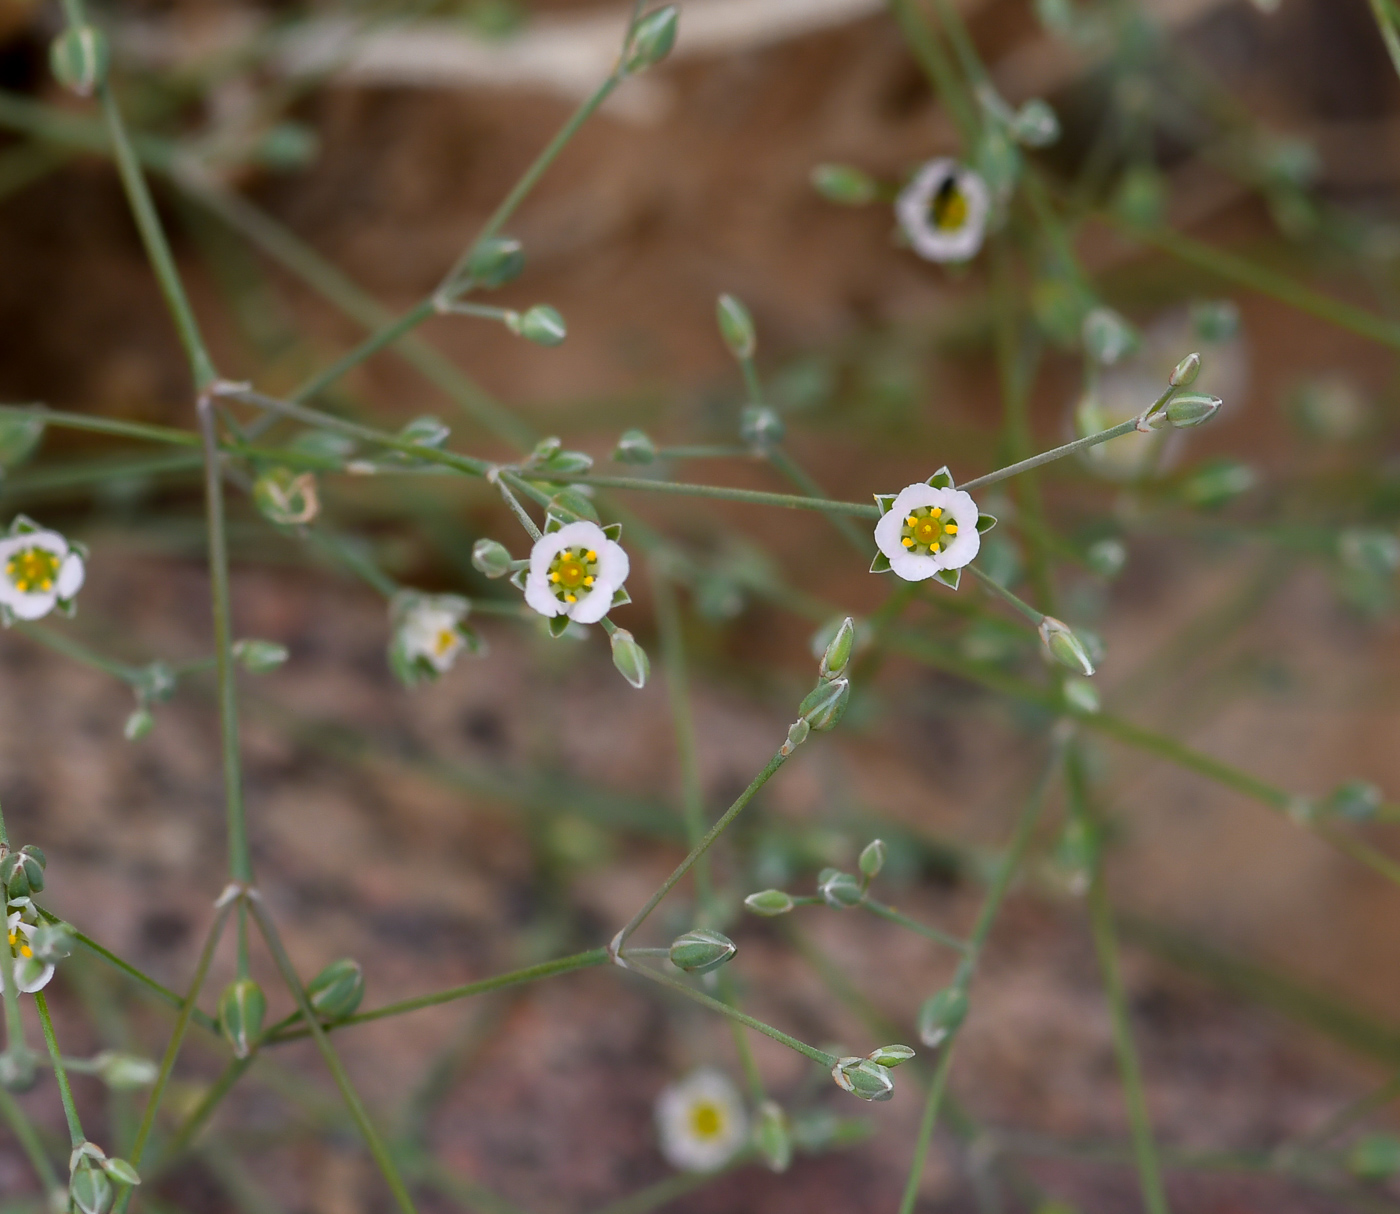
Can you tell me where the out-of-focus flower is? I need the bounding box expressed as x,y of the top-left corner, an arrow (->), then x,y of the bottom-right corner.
896,159 -> 990,263
0,517 -> 84,624
655,1069 -> 748,1172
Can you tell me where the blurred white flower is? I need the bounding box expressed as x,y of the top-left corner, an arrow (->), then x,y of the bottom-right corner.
524,520 -> 629,625
0,517 -> 84,624
655,1068 -> 748,1172
896,159 -> 990,263
874,484 -> 982,581
2,903 -> 54,995
389,592 -> 482,685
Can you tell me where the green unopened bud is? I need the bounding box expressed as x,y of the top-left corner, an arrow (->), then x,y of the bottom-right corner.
466,236 -> 525,289
817,868 -> 863,909
100,1158 -> 140,1187
740,404 -> 784,449
820,616 -> 856,680
917,986 -> 968,1048
50,25 -> 109,97
1085,537 -> 1127,579
1325,779 -> 1383,822
1062,677 -> 1100,714
1181,459 -> 1256,509
783,718 -> 810,753
716,294 -> 757,361
866,1043 -> 915,1068
614,429 -> 656,464
744,888 -> 795,916
624,5 -> 679,72
668,928 -> 737,975
0,413 -> 44,473
232,639 -> 289,673
1082,306 -> 1138,366
123,708 -> 154,743
810,163 -> 877,205
1010,99 -> 1060,147
218,979 -> 266,1059
1191,299 -> 1240,343
1038,617 -> 1095,677
1350,1133 -> 1400,1180
69,1160 -> 113,1214
0,848 -> 45,898
506,304 -> 567,346
1169,352 -> 1201,387
1160,392 -> 1222,429
92,1051 -> 158,1090
799,677 -> 849,731
253,467 -> 320,526
755,1100 -> 792,1172
400,415 -> 451,448
471,538 -> 514,578
858,839 -> 886,879
609,628 -> 650,690
0,1048 -> 38,1092
831,1056 -> 894,1102
28,923 -> 73,965
1051,817 -> 1097,896
307,958 -> 365,1020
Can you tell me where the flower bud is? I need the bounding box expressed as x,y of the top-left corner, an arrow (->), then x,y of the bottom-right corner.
93,1051 -> 158,1090
1081,306 -> 1137,367
218,979 -> 266,1059
831,1056 -> 894,1102
810,163 -> 877,206
739,404 -> 784,449
858,839 -> 885,879
817,868 -> 863,909
471,538 -> 514,578
1038,617 -> 1095,677
755,1100 -> 792,1172
613,429 -> 656,464
865,1043 -> 915,1068
624,5 -> 679,72
610,628 -> 650,690
28,923 -> 73,965
819,616 -> 856,680
100,1157 -> 140,1187
1,847 -> 45,898
783,718 -> 810,753
0,1047 -> 38,1092
1349,1133 -> 1400,1180
69,1159 -> 113,1214
744,889 -> 795,917
668,928 -> 737,975
466,236 -> 524,289
232,639 -> 289,674
1162,392 -> 1222,429
1085,537 -> 1126,579
1190,299 -> 1240,343
307,958 -> 365,1020
918,987 -> 968,1048
506,304 -> 567,347
1324,779 -> 1383,822
1051,816 -> 1096,896
252,467 -> 320,526
1169,352 -> 1201,387
1180,459 -> 1256,509
50,25 -> 109,97
799,678 -> 849,732
1062,677 -> 1100,715
716,294 -> 757,361
1010,99 -> 1060,147
0,413 -> 44,474
123,708 -> 154,743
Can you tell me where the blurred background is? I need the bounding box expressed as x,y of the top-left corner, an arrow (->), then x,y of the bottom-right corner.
4,0 -> 1400,1211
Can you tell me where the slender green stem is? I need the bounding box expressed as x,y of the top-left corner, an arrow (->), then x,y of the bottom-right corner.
198,396 -> 253,884
156,1055 -> 254,1165
563,475 -> 879,516
862,899 -> 968,954
611,749 -> 789,957
292,298 -> 435,404
33,990 -> 83,1146
884,0 -> 978,141
1298,1069 -> 1400,1150
1370,0 -> 1400,78
15,623 -> 144,684
967,565 -> 1046,627
57,923 -> 218,1035
248,897 -> 419,1214
0,404 -> 199,448
0,1086 -> 61,1197
493,475 -> 543,543
958,417 -> 1143,492
623,960 -> 836,1067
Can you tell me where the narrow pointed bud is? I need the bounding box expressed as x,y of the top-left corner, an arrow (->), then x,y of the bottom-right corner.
1062,677 -> 1101,714
866,1044 -> 915,1068
507,304 -> 567,346
716,294 -> 757,361
613,429 -> 656,464
755,1100 -> 793,1172
668,928 -> 737,975
819,616 -> 856,680
817,868 -> 863,909
624,6 -> 679,73
50,25 -> 109,97
307,959 -> 365,1020
123,708 -> 154,742
744,889 -> 795,916
466,236 -> 524,288
799,677 -> 849,731
609,628 -> 650,690
1324,779 -> 1383,822
858,839 -> 886,879
810,163 -> 877,205
1163,392 -> 1222,429
471,538 -> 514,578
232,639 -> 289,673
93,1052 -> 158,1090
831,1056 -> 895,1101
917,986 -> 968,1047
218,979 -> 266,1059
1038,617 -> 1095,677
1081,306 -> 1137,366
1169,351 -> 1201,387
0,848 -> 45,898
69,1161 -> 113,1214
740,404 -> 784,448
100,1158 -> 141,1187
782,718 -> 810,753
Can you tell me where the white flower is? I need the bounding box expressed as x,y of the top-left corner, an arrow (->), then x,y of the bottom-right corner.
0,519 -> 84,624
389,592 -> 482,685
524,521 -> 629,626
655,1068 -> 748,1173
1,904 -> 54,995
874,483 -> 982,581
896,159 -> 991,264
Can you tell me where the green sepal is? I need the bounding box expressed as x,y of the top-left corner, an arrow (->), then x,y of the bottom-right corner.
925,466 -> 954,490
547,489 -> 600,523
869,552 -> 891,573
548,614 -> 571,638
873,493 -> 897,516
976,513 -> 997,533
9,514 -> 40,536
544,514 -> 565,533
509,568 -> 529,591
611,585 -> 631,608
0,603 -> 13,628
933,567 -> 961,590
602,522 -> 623,541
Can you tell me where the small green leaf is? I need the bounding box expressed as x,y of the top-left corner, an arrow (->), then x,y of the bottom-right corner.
873,492 -> 897,516
869,552 -> 891,573
933,567 -> 961,589
611,585 -> 632,607
925,466 -> 954,490
976,513 -> 997,533
548,614 -> 571,638
602,522 -> 623,541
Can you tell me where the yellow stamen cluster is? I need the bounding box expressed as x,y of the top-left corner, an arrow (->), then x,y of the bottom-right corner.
434,628 -> 458,657
689,1101 -> 723,1139
930,177 -> 969,232
8,928 -> 32,959
547,546 -> 599,605
900,506 -> 959,555
6,546 -> 60,595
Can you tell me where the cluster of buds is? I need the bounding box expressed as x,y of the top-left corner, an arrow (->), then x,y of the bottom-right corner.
68,1141 -> 140,1214
782,617 -> 854,755
831,1043 -> 915,1102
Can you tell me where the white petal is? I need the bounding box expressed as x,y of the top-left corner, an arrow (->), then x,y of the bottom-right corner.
895,160 -> 990,264
524,571 -> 564,618
874,509 -> 911,562
596,538 -> 630,589
56,553 -> 84,599
16,961 -> 54,995
567,585 -> 612,625
888,551 -> 943,581
6,591 -> 56,620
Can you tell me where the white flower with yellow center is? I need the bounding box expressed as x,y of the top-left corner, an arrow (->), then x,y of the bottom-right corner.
0,517 -> 85,625
524,520 -> 629,626
896,159 -> 991,264
388,591 -> 483,686
655,1068 -> 748,1173
873,475 -> 985,583
1,904 -> 53,995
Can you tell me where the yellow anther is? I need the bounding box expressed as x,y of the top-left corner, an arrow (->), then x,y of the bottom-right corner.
930,507 -> 942,519
565,593 -> 577,603
944,523 -> 958,534
929,542 -> 940,553
550,572 -> 560,582
902,537 -> 913,547
906,515 -> 917,526
586,550 -> 597,561
584,576 -> 595,586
